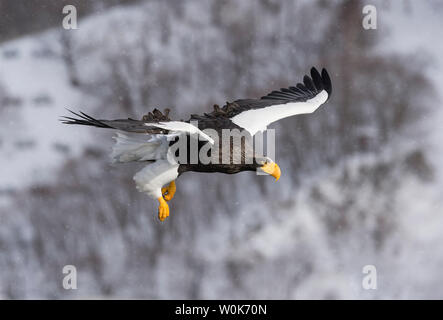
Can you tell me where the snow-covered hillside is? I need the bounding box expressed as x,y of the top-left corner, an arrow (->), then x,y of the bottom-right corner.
382,1 -> 443,187
0,33 -> 88,191
0,0 -> 442,299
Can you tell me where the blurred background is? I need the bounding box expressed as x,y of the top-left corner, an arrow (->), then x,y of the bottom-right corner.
0,0 -> 442,299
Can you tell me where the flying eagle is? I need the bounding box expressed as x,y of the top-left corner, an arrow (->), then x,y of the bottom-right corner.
61,67 -> 331,221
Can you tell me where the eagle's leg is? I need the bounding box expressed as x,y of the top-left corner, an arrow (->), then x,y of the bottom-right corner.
157,197 -> 170,221
161,181 -> 176,201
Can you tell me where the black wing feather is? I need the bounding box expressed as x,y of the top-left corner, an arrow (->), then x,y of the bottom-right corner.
296,83 -> 308,93
261,67 -> 331,102
198,67 -> 332,120
60,109 -> 169,134
310,67 -> 324,91
321,68 -> 332,95
303,75 -> 316,92
66,67 -> 333,128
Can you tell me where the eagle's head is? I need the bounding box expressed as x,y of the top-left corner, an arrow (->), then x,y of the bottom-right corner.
257,157 -> 281,181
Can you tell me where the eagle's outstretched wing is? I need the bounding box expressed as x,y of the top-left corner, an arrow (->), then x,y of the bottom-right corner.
61,109 -> 214,144
60,109 -> 170,134
61,67 -> 330,140
200,67 -> 331,135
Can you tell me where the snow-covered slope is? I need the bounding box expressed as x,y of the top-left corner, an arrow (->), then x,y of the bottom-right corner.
201,149 -> 443,299
381,1 -> 443,187
0,1 -> 442,299
0,33 -> 88,190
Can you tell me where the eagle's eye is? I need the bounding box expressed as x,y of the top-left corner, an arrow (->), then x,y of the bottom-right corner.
260,157 -> 274,165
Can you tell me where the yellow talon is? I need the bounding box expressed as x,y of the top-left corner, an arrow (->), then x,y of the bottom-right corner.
157,197 -> 170,221
161,181 -> 176,201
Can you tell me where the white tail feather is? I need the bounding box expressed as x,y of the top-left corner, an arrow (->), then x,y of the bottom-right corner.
111,132 -> 170,163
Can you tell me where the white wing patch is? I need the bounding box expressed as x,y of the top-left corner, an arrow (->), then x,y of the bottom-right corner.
231,90 -> 329,136
148,121 -> 215,145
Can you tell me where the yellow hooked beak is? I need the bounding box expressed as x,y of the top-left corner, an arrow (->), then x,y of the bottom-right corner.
260,162 -> 281,181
